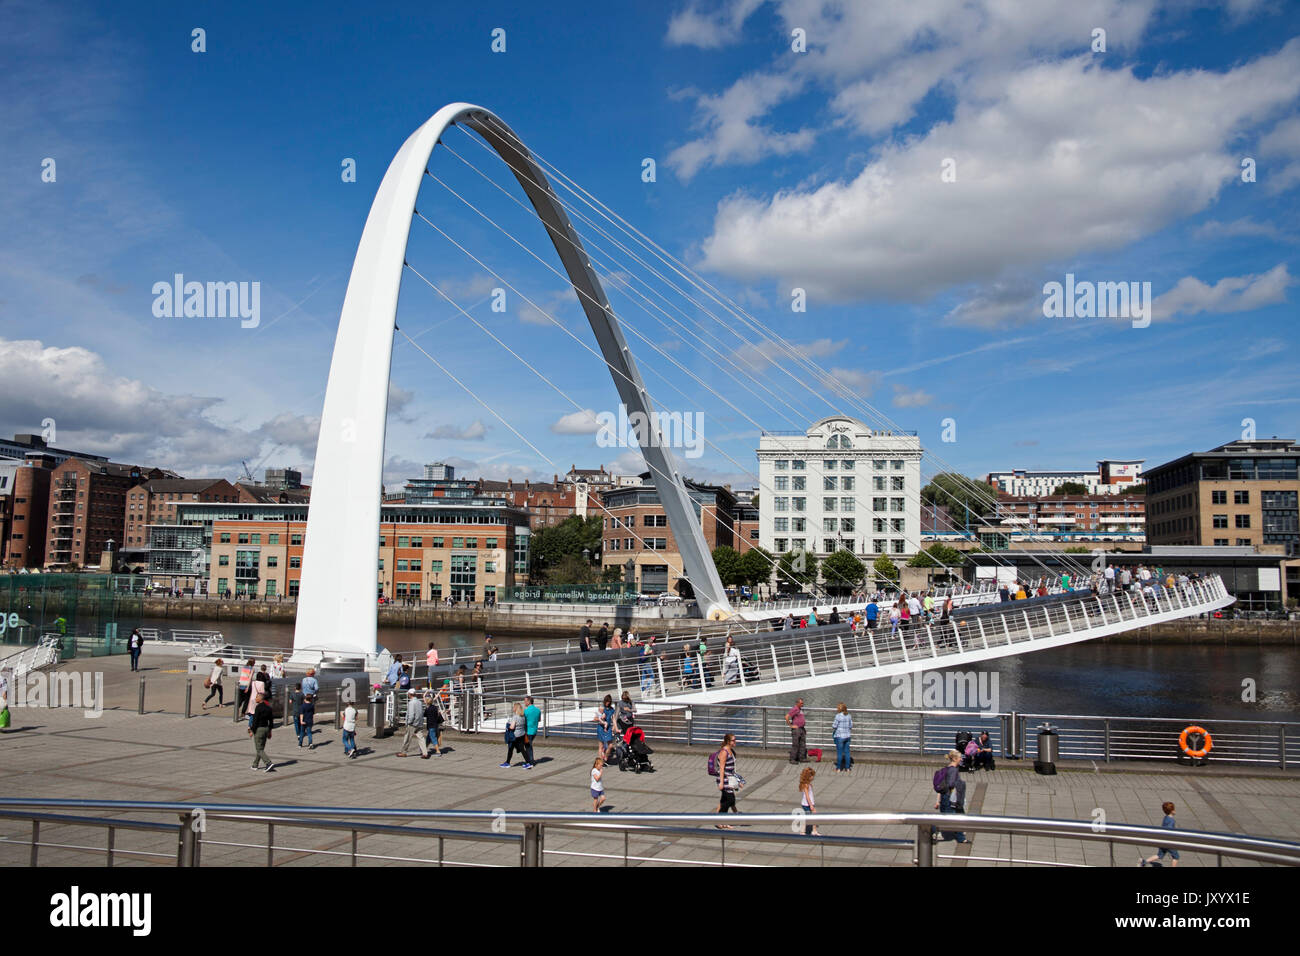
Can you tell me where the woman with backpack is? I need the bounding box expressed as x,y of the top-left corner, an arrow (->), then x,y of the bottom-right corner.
713,733 -> 742,827
932,750 -> 971,845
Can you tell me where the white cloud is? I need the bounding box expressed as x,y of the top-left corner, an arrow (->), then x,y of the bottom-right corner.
830,367 -> 880,394
1153,264 -> 1291,320
1258,114 -> 1300,193
426,419 -> 488,441
551,409 -> 605,434
666,0 -> 765,48
518,288 -> 579,326
667,73 -> 817,181
699,41 -> 1300,304
735,336 -> 847,370
1193,218 -> 1292,241
891,384 -> 934,408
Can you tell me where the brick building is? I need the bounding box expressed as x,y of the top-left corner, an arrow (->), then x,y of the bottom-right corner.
993,493 -> 1146,542
124,478 -> 241,548
0,455 -> 57,568
45,459 -> 172,569
599,477 -> 739,595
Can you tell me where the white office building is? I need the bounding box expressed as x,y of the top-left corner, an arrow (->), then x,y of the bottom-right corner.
757,416 -> 922,559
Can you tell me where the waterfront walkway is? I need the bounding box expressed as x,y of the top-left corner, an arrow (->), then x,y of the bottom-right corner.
1,658 -> 1296,867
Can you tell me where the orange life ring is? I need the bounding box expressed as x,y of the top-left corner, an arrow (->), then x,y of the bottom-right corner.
1179,725 -> 1212,759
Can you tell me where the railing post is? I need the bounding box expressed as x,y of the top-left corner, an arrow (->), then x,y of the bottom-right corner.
107,826 -> 115,866
1281,724 -> 1287,771
1000,614 -> 1012,645
918,712 -> 926,754
915,825 -> 933,866
177,811 -> 201,866
522,823 -> 543,866
1104,720 -> 1111,763
868,631 -> 879,668
804,640 -> 816,677
762,708 -> 768,750
770,645 -> 781,683
570,667 -> 579,699
613,662 -> 622,693
836,636 -> 848,672
185,678 -> 193,718
30,820 -> 39,867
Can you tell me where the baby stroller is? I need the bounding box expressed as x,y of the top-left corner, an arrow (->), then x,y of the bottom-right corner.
955,731 -> 977,772
616,725 -> 655,773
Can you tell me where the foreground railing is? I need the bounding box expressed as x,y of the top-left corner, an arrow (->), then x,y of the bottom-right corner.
0,800 -> 1294,868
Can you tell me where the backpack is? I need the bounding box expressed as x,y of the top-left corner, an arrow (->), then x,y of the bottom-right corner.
708,750 -> 721,777
933,767 -> 951,793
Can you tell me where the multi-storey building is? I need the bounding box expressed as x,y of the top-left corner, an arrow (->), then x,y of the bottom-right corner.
0,455 -> 56,568
478,478 -> 579,528
985,459 -> 1144,497
156,499 -> 530,601
757,416 -> 922,560
599,478 -> 739,595
263,467 -> 303,490
45,459 -> 173,569
1145,438 -> 1300,551
993,494 -> 1146,542
124,478 -> 241,549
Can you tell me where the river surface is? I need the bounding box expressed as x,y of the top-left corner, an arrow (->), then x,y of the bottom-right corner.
143,617 -> 1300,722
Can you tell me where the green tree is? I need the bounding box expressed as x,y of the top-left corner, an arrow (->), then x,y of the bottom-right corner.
1126,483 -> 1146,495
921,473 -> 993,520
907,542 -> 968,569
529,514 -> 603,581
738,546 -> 775,588
821,549 -> 866,595
711,545 -> 743,586
872,554 -> 899,586
1052,481 -> 1089,495
776,548 -> 819,590
1063,545 -> 1090,554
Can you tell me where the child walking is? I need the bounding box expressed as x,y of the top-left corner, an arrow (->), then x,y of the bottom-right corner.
1140,801 -> 1180,867
590,757 -> 606,812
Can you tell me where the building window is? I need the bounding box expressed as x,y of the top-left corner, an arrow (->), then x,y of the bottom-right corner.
891,498 -> 905,512
891,540 -> 906,554
824,518 -> 838,532
1234,490 -> 1250,505
873,539 -> 886,554
291,534 -> 303,546
237,533 -> 248,545
824,477 -> 837,491
774,538 -> 788,552
792,476 -> 806,491
411,536 -> 423,547
841,476 -> 854,491
290,556 -> 301,569
792,460 -> 806,470
841,497 -> 855,512
265,581 -> 277,597
873,497 -> 888,511
1236,538 -> 1251,546
891,518 -> 905,533
792,498 -> 806,512
432,537 -> 444,548
397,559 -> 408,571
486,537 -> 498,549
823,497 -> 837,512
891,477 -> 905,491
1213,538 -> 1228,546
792,518 -> 806,532
452,537 -> 464,549
398,536 -> 410,548
251,534 -> 260,545
841,518 -> 855,532
1213,515 -> 1228,529
841,460 -> 854,471
823,538 -> 837,552
774,518 -> 789,532
823,460 -> 837,471
774,497 -> 789,512
1235,514 -> 1250,528
217,578 -> 228,593
774,460 -> 789,470
218,555 -> 230,566
288,579 -> 299,597
266,556 -> 278,568
892,460 -> 904,471
269,534 -> 279,545
774,476 -> 789,491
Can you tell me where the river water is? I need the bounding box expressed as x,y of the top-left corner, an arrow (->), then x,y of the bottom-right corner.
144,617 -> 1300,722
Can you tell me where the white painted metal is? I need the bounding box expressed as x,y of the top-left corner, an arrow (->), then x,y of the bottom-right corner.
294,103 -> 731,660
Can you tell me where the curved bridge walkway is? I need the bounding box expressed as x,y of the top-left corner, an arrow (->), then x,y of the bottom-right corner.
459,576 -> 1233,728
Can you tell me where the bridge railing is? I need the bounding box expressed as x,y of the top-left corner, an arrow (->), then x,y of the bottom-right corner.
525,699 -> 1300,768
405,576 -> 1230,719
0,799 -> 1295,868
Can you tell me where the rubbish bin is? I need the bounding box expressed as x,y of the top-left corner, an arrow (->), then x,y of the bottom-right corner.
1034,723 -> 1059,775
369,695 -> 389,738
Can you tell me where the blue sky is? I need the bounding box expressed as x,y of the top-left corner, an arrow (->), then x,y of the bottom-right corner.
2,0 -> 1298,493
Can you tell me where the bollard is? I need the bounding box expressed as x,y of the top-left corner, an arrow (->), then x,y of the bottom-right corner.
137,677 -> 146,714
522,823 -> 543,867
185,679 -> 193,718
177,812 -> 202,866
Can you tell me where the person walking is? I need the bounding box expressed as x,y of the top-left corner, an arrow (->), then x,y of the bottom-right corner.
384,654 -> 404,688
786,697 -> 808,763
251,665 -> 271,715
783,613 -> 794,631
236,659 -> 256,717
202,658 -> 225,708
301,668 -> 319,698
269,653 -> 286,693
639,637 -> 657,696
597,622 -> 610,651
397,692 -> 430,758
425,641 -> 439,677
521,696 -> 541,769
723,637 -> 742,685
579,620 -> 593,653
865,599 -> 879,630
249,694 -> 275,772
426,688 -> 445,755
889,602 -> 901,636
128,628 -> 143,672
714,734 -> 741,827
932,750 -> 970,845
831,702 -> 853,773
300,694 -> 317,750
1140,802 -> 1180,867
500,702 -> 527,767
590,757 -> 607,812
594,694 -> 616,761
341,698 -> 358,759
798,767 -> 820,836
289,682 -> 305,745
615,691 -> 635,735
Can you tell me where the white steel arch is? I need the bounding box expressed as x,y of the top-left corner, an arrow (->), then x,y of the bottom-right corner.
293,104 -> 731,660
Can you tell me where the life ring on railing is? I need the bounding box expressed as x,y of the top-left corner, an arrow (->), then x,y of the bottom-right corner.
1179,725 -> 1212,759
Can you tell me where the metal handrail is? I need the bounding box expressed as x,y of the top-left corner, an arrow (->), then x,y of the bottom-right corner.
0,799 -> 1294,867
